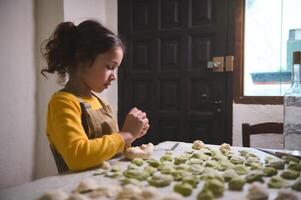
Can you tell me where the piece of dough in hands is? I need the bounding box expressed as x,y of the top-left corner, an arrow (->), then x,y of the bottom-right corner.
124,143 -> 154,160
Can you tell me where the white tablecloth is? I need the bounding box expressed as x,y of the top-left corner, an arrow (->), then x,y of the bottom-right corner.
0,141 -> 300,200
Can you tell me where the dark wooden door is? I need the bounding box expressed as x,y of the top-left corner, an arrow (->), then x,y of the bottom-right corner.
118,0 -> 233,145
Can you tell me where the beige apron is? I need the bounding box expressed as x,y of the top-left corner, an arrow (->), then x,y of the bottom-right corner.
50,94 -> 119,173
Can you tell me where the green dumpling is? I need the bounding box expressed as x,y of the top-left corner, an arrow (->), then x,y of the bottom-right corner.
200,148 -> 214,156
219,160 -> 235,171
228,176 -> 245,191
263,167 -> 278,177
147,173 -> 173,187
233,164 -> 250,175
189,164 -> 205,175
188,158 -> 203,165
160,154 -> 173,162
174,155 -> 189,165
172,169 -> 192,181
245,171 -> 265,183
225,151 -> 236,159
146,158 -> 160,168
203,179 -> 224,197
245,156 -> 261,166
174,164 -> 189,171
127,164 -> 139,170
288,161 -> 301,171
131,158 -> 144,166
197,188 -> 214,200
223,169 -> 239,182
104,170 -> 122,178
192,152 -> 210,161
265,160 -> 285,170
199,168 -> 224,183
267,176 -> 289,188
238,150 -> 249,157
220,148 -> 230,155
173,183 -> 193,197
144,165 -> 157,175
211,154 -> 226,162
264,156 -> 274,164
182,175 -> 199,188
158,164 -> 175,174
291,177 -> 301,191
250,162 -> 263,170
110,165 -> 121,172
205,160 -> 219,169
120,178 -> 141,186
282,155 -> 300,164
230,155 -> 245,165
123,169 -> 150,181
280,170 -> 300,180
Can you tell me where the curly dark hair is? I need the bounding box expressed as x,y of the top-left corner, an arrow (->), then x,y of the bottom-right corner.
41,20 -> 125,82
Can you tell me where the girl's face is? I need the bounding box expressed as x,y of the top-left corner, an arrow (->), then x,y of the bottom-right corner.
81,47 -> 123,93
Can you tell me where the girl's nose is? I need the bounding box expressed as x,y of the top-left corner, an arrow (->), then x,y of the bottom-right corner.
110,73 -> 116,81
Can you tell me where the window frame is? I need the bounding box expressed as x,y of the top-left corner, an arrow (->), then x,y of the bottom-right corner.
233,0 -> 283,105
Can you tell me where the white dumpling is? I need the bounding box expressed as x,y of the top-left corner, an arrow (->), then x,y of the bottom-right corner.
275,189 -> 299,200
160,192 -> 184,200
38,189 -> 68,200
75,178 -> 98,193
124,143 -> 154,160
247,182 -> 269,200
88,184 -> 122,198
116,184 -> 142,200
67,193 -> 89,200
141,186 -> 160,199
192,140 -> 205,150
100,161 -> 111,170
219,143 -> 231,151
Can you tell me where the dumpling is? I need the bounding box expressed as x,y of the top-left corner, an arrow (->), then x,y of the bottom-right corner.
192,140 -> 205,150
246,182 -> 269,200
124,143 -> 154,160
38,189 -> 68,200
75,178 -> 98,193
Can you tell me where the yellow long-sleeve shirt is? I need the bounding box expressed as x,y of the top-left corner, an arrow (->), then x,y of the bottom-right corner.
47,91 -> 125,171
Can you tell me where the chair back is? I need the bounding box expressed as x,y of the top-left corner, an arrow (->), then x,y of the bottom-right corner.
49,145 -> 69,173
242,122 -> 283,147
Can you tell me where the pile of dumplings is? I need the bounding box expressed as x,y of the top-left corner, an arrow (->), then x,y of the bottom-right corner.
39,141 -> 301,200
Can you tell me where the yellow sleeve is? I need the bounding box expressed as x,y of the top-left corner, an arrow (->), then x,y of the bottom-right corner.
47,93 -> 125,171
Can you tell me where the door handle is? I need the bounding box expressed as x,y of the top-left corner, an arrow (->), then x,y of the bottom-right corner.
207,56 -> 234,72
207,56 -> 224,72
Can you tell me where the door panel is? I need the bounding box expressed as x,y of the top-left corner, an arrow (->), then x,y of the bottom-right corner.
118,0 -> 232,145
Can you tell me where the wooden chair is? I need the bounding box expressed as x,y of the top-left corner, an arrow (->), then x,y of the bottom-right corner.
242,122 -> 283,147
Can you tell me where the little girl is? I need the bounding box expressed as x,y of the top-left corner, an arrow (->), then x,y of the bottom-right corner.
41,20 -> 149,173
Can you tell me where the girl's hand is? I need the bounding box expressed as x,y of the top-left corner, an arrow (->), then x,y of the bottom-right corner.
136,120 -> 150,139
121,107 -> 148,138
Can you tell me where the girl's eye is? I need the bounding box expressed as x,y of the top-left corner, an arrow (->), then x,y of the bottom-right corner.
107,65 -> 115,70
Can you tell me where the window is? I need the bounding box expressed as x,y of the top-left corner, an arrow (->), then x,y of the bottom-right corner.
234,0 -> 301,104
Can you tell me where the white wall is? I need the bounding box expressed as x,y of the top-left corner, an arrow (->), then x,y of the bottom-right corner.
233,104 -> 283,148
34,0 -> 64,179
0,0 -> 36,188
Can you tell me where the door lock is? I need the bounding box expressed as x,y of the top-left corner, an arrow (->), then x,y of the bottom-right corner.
207,56 -> 234,72
207,57 -> 224,72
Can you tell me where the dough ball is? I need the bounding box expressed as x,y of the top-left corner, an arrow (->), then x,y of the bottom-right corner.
192,140 -> 205,150
124,143 -> 154,160
75,178 -> 98,193
38,189 -> 68,200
